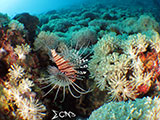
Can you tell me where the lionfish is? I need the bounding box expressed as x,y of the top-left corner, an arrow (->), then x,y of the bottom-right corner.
39,42 -> 90,102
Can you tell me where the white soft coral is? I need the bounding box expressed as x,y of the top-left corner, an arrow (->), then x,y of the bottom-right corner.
14,43 -> 31,60
107,71 -> 136,101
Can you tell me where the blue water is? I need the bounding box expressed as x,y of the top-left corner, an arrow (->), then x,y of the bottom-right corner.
0,0 -> 160,17
0,0 -> 86,17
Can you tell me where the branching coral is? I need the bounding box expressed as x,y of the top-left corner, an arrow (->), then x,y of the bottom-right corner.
18,78 -> 34,94
146,97 -> 160,120
16,97 -> 46,120
127,32 -> 160,93
0,21 -> 47,120
88,33 -> 117,79
5,87 -> 46,120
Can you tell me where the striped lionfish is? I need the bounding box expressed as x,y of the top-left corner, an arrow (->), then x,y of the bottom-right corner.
39,42 -> 90,102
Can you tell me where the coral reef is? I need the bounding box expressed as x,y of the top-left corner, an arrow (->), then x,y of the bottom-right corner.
1,1 -> 160,119
8,20 -> 24,31
71,27 -> 98,48
36,3 -> 160,118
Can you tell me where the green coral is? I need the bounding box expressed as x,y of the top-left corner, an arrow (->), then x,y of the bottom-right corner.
89,97 -> 160,120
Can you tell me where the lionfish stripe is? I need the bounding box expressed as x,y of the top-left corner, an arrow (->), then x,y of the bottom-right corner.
57,60 -> 70,67
58,64 -> 71,71
54,56 -> 64,63
62,69 -> 77,75
56,60 -> 66,66
51,49 -> 57,57
51,49 -> 78,82
59,65 -> 73,71
51,49 -> 67,65
61,69 -> 76,75
65,72 -> 77,76
53,53 -> 59,58
51,50 -> 63,62
65,67 -> 76,72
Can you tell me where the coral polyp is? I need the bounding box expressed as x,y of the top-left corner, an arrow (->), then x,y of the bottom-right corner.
8,64 -> 25,79
107,71 -> 137,101
16,97 -> 46,120
14,43 -> 31,60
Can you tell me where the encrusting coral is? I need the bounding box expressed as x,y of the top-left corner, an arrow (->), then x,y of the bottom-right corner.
89,96 -> 160,120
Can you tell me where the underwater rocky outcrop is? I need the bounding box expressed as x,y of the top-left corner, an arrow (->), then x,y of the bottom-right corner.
13,13 -> 40,46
